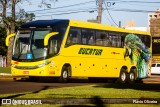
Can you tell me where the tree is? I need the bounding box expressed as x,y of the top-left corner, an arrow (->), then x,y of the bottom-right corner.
0,26 -> 7,56
0,0 -> 57,66
16,9 -> 35,22
0,0 -> 11,35
0,0 -> 17,66
0,0 -> 34,66
0,12 -> 35,56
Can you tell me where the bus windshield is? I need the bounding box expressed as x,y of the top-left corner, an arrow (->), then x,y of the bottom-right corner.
13,29 -> 50,60
12,26 -> 66,61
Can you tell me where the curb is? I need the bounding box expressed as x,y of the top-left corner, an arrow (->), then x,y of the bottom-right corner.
0,73 -> 13,80
0,73 -> 12,76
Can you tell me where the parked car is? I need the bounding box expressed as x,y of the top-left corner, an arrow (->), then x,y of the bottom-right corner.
151,63 -> 160,74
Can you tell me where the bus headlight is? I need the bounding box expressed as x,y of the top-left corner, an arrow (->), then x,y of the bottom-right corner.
37,60 -> 51,68
12,64 -> 16,67
37,63 -> 45,68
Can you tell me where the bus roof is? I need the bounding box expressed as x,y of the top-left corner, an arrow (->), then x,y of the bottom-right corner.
20,19 -> 150,35
69,20 -> 150,35
21,19 -> 69,28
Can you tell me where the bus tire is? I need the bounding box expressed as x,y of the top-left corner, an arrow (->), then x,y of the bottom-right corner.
13,78 -> 17,81
127,69 -> 136,84
119,69 -> 127,83
59,67 -> 69,83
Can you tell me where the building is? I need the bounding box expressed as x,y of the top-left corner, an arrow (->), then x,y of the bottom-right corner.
125,20 -> 136,27
148,8 -> 160,63
148,8 -> 160,36
125,20 -> 148,32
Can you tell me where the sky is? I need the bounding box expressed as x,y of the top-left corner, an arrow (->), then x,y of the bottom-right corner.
16,0 -> 160,27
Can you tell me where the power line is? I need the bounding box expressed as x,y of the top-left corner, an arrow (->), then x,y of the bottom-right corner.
34,6 -> 157,19
26,0 -> 95,13
104,0 -> 160,4
104,1 -> 119,26
107,8 -> 156,13
34,8 -> 157,18
103,12 -> 114,26
35,7 -> 97,15
11,0 -> 158,24
15,0 -> 158,16
115,3 -> 160,8
35,9 -> 97,17
7,0 -> 95,16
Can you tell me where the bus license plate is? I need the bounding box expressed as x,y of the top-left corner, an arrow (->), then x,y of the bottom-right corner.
23,71 -> 29,74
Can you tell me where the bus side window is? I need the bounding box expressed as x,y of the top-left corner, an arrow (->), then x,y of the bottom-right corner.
103,32 -> 110,46
96,31 -> 104,46
107,32 -> 114,47
88,36 -> 94,45
66,27 -> 81,46
117,35 -> 121,47
81,29 -> 93,45
108,32 -> 122,48
82,34 -> 87,44
88,30 -> 95,45
121,33 -> 127,47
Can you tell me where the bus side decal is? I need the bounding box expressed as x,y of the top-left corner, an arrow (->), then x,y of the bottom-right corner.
78,48 -> 103,55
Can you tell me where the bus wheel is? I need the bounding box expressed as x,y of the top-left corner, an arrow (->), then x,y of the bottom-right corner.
59,68 -> 69,83
127,70 -> 136,84
119,70 -> 127,83
13,78 -> 17,81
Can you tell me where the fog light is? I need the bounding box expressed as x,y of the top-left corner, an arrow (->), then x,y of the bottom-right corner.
49,71 -> 55,75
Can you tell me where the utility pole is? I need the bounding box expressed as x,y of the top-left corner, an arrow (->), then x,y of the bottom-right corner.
119,21 -> 121,27
97,0 -> 102,23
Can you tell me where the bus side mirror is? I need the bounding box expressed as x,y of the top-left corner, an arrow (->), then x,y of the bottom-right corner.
6,33 -> 16,46
44,32 -> 59,46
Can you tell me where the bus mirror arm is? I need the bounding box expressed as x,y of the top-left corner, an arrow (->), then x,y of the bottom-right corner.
6,33 -> 16,46
44,32 -> 59,46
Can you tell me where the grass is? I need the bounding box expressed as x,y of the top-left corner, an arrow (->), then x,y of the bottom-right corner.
0,67 -> 11,73
13,84 -> 160,99
0,83 -> 160,107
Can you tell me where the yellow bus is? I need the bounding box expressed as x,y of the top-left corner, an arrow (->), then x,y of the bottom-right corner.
6,19 -> 151,83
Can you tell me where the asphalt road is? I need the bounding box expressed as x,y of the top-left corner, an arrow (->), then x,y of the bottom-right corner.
143,75 -> 160,82
0,75 -> 159,95
0,79 -> 93,94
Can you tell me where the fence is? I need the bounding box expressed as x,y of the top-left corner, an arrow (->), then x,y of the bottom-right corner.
0,55 -> 7,67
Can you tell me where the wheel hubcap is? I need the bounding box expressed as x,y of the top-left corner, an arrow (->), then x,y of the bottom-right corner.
121,72 -> 126,81
63,70 -> 68,79
130,73 -> 135,80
